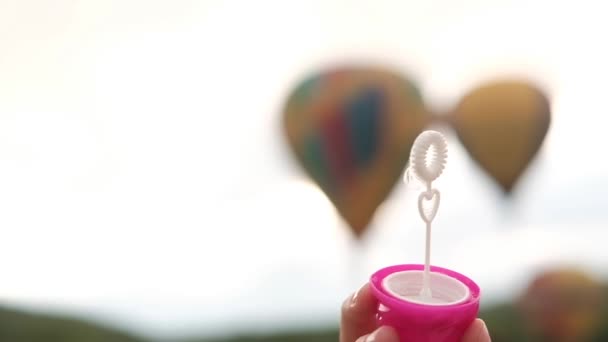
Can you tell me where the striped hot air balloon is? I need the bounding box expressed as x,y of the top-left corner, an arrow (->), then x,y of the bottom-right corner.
283,66 -> 428,238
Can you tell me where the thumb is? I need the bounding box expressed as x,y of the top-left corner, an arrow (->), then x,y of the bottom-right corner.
355,326 -> 399,342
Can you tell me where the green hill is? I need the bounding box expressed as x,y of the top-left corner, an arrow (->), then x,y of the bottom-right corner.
0,305 -> 144,342
185,329 -> 339,342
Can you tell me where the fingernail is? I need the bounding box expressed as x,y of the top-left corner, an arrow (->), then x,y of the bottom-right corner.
479,320 -> 489,339
355,333 -> 369,342
350,284 -> 366,307
366,326 -> 397,342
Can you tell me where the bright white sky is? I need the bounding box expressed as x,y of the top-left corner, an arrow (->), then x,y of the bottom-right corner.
0,0 -> 607,339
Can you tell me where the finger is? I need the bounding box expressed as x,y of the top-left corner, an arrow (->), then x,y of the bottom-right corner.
355,326 -> 399,342
462,318 -> 491,342
340,283 -> 378,342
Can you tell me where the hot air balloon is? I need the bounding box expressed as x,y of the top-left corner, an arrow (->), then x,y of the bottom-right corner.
451,80 -> 551,194
518,269 -> 604,341
283,66 -> 428,238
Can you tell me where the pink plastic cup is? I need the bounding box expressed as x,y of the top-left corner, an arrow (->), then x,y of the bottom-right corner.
370,264 -> 480,342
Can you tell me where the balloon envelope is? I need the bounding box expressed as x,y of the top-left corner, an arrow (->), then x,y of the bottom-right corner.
283,66 -> 428,237
519,269 -> 603,341
452,80 -> 551,194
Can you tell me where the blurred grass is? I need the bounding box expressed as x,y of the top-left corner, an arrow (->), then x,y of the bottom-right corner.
186,330 -> 339,342
2,287 -> 608,342
0,305 -> 144,342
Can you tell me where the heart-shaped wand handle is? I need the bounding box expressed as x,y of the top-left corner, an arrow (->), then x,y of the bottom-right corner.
418,189 -> 440,224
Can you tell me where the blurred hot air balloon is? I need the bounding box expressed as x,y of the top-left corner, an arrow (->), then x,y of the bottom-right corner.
518,269 -> 604,342
451,80 -> 551,194
283,66 -> 428,238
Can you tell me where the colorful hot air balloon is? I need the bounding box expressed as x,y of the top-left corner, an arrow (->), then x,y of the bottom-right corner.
518,269 -> 604,341
283,66 -> 428,238
451,80 -> 551,194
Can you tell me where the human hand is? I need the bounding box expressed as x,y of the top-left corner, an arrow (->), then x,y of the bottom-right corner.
340,283 -> 491,342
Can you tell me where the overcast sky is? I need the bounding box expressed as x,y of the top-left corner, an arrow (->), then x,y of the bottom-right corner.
0,0 -> 607,339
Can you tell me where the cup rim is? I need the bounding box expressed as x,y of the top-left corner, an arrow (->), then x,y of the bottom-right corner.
370,264 -> 480,313
382,269 -> 471,306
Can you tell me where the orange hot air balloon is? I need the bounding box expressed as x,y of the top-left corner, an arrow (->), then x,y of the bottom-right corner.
452,80 -> 551,194
518,269 -> 604,342
283,66 -> 428,238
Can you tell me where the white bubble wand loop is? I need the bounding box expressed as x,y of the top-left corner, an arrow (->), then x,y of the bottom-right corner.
407,131 -> 448,300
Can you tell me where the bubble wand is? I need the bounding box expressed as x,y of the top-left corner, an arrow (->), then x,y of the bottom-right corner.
409,130 -> 447,300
